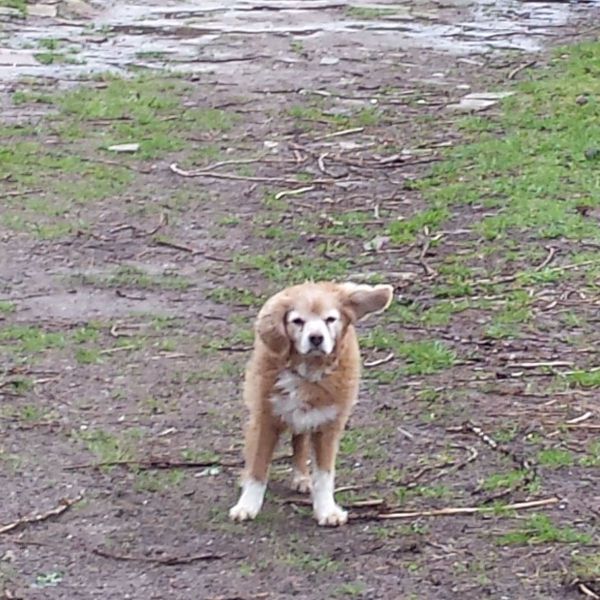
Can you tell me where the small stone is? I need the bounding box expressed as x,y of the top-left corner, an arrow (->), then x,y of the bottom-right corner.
584,147 -> 600,160
107,143 -> 139,153
363,235 -> 390,252
27,3 -> 57,17
0,6 -> 21,16
0,49 -> 37,66
319,56 -> 339,66
576,95 -> 589,105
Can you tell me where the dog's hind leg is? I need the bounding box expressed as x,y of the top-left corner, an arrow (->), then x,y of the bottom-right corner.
290,433 -> 312,493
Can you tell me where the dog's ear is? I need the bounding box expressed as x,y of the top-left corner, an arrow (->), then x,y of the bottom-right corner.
339,283 -> 394,322
255,292 -> 292,354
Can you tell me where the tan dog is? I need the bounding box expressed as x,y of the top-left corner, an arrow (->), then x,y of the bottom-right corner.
229,281 -> 393,526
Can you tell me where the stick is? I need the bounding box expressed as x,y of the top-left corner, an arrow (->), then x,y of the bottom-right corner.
364,352 -> 394,368
314,127 -> 364,141
0,495 -> 83,535
535,246 -> 557,271
371,497 -> 559,520
274,186 -> 315,201
169,163 -> 334,186
92,548 -> 224,565
565,412 -> 593,425
64,458 -> 242,471
578,583 -> 600,600
507,60 -> 537,80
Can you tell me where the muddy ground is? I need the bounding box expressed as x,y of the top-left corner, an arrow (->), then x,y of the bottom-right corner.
1,1 -> 600,599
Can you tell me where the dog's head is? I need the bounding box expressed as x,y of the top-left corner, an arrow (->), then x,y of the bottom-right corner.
255,281 -> 394,358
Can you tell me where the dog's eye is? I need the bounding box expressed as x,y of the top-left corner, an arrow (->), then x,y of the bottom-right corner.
291,317 -> 305,327
325,316 -> 337,324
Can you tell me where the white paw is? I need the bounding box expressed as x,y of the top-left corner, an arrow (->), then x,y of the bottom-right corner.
315,504 -> 348,527
229,502 -> 259,522
229,478 -> 266,522
291,472 -> 312,494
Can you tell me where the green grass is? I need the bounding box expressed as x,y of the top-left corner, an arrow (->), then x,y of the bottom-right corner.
537,448 -> 574,468
497,514 -> 591,546
420,42 -> 600,243
76,265 -> 192,290
345,6 -> 397,19
76,428 -> 140,466
567,369 -> 600,388
0,301 -> 15,314
362,329 -> 456,376
482,469 -> 528,491
1,74 -> 234,239
570,552 -> 600,584
0,325 -> 65,354
0,0 -> 26,14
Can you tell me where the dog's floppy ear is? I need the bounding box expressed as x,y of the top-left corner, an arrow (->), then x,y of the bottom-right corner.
255,292 -> 292,354
339,283 -> 394,322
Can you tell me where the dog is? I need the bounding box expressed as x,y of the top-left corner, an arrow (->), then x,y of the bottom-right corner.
229,281 -> 393,526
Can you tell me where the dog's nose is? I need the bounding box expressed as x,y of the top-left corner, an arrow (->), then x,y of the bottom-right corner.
309,334 -> 324,347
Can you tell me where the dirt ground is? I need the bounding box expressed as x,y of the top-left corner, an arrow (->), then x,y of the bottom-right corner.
1,1 -> 600,599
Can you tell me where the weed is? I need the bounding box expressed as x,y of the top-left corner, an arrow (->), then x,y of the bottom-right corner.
537,448 -> 574,468
134,469 -> 184,493
497,514 -> 591,545
281,550 -> 338,572
567,369 -> 600,388
345,6 -> 397,19
570,552 -> 600,584
0,301 -> 15,313
482,469 -> 527,491
76,265 -> 192,290
0,325 -> 65,354
335,582 -> 366,597
76,428 -> 139,466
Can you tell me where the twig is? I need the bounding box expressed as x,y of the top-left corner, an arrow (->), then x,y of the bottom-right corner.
535,246 -> 558,271
3,188 -> 44,198
566,412 -> 593,425
462,421 -> 537,502
506,360 -> 573,369
367,497 -> 559,521
364,352 -> 394,368
507,60 -> 537,80
92,547 -> 224,565
169,163 -> 334,186
274,186 -> 315,201
578,582 -> 600,600
0,495 -> 83,535
188,155 -> 266,171
314,127 -> 364,141
418,233 -> 437,277
99,345 -> 137,355
153,238 -> 196,253
64,458 -> 242,471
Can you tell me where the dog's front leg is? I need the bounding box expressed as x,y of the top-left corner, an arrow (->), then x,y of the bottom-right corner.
229,416 -> 280,522
310,426 -> 347,526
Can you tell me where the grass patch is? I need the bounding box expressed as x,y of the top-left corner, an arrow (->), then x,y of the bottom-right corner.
345,6 -> 397,19
0,324 -> 65,354
0,0 -> 26,13
497,514 -> 591,546
537,448 -> 574,468
76,265 -> 192,290
420,42 -> 600,243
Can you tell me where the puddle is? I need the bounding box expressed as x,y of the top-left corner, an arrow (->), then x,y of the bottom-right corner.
0,0 -> 598,83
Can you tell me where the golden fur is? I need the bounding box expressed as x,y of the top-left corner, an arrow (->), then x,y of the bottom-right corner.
229,281 -> 393,526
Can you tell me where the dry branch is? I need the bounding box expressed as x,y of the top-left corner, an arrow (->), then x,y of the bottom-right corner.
366,497 -> 559,521
0,495 -> 83,535
93,547 -> 224,565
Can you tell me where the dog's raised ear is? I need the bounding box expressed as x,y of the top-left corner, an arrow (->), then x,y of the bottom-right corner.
339,283 -> 394,322
255,292 -> 292,355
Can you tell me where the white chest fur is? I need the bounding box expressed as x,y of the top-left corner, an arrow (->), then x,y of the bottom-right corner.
270,370 -> 338,433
